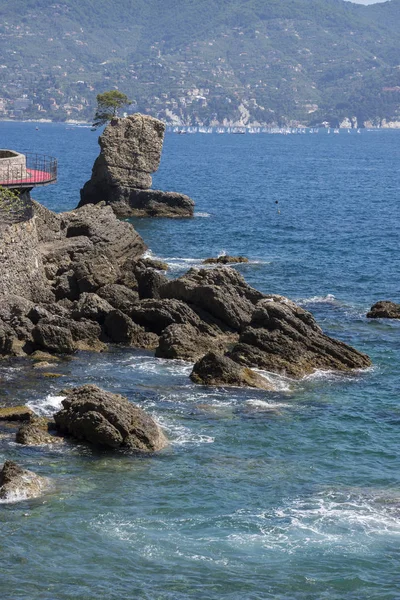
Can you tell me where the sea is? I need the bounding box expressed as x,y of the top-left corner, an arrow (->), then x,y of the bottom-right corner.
0,122 -> 399,600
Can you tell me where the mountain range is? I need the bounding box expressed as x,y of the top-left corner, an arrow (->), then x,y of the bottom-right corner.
0,0 -> 399,126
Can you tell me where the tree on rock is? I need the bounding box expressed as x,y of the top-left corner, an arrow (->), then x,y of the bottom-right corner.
93,90 -> 132,128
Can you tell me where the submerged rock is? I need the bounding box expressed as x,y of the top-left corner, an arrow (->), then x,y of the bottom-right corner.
16,416 -> 63,445
0,460 -> 49,502
0,405 -> 33,422
54,384 -> 168,451
79,114 -> 194,218
367,301 -> 400,319
203,255 -> 249,265
190,352 -> 274,390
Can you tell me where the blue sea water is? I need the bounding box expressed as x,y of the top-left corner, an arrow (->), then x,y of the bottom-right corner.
0,122 -> 399,599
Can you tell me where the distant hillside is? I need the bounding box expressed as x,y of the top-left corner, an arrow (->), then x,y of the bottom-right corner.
0,0 -> 399,126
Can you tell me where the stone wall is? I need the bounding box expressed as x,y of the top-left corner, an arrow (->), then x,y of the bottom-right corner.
0,190 -> 33,225
0,150 -> 27,182
0,217 -> 50,302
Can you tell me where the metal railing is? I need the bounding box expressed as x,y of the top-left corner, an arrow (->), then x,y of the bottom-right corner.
0,152 -> 57,188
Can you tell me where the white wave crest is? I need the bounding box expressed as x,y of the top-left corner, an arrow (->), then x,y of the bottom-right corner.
297,293 -> 337,306
126,356 -> 193,377
27,394 -> 66,416
245,399 -> 292,411
227,488 -> 400,553
156,415 -> 214,446
194,211 -> 211,218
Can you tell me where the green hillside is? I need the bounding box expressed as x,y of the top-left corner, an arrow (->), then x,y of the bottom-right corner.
0,0 -> 399,126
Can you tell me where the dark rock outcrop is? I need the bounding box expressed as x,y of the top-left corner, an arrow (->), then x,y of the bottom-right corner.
79,114 -> 194,218
160,267 -> 264,331
110,188 -> 195,218
0,405 -> 33,421
228,295 -> 371,377
16,416 -> 63,445
54,384 -> 167,451
367,301 -> 400,319
0,460 -> 49,502
190,352 -> 273,389
203,255 -> 249,265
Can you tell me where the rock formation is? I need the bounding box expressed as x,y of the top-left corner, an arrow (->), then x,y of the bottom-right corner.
203,255 -> 249,265
54,384 -> 168,451
0,460 -> 49,502
228,295 -> 371,377
190,352 -> 274,389
367,301 -> 400,319
0,194 -> 371,383
79,114 -> 194,218
16,415 -> 64,445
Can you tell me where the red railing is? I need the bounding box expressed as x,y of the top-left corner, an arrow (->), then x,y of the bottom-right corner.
0,152 -> 57,188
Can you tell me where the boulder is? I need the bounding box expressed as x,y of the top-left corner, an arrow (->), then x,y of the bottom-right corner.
32,322 -> 75,354
160,267 -> 264,331
203,255 -> 249,265
131,298 -> 203,334
103,309 -> 158,348
73,253 -> 121,294
135,267 -> 168,300
110,188 -> 194,218
79,114 -> 194,218
366,301 -> 400,319
0,319 -> 14,355
156,323 -> 238,361
0,460 -> 49,502
0,405 -> 33,421
16,416 -> 63,445
72,293 -> 114,323
54,384 -> 167,451
61,203 -> 146,263
190,352 -> 274,390
97,284 -> 139,313
229,295 -> 371,377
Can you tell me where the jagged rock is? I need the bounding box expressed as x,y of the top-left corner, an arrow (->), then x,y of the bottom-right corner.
54,384 -> 167,451
16,416 -> 63,445
228,295 -> 371,377
0,319 -> 14,355
68,319 -> 106,352
0,405 -> 33,421
79,114 -> 194,218
72,293 -> 114,323
135,267 -> 168,300
111,188 -> 194,218
73,253 -> 121,294
32,322 -> 75,354
53,270 -> 80,301
61,203 -> 146,263
203,255 -> 249,265
136,257 -> 168,271
156,323 -> 238,361
160,267 -> 264,331
81,114 -> 165,194
131,298 -> 203,334
97,284 -> 139,313
103,309 -> 158,348
104,309 -> 140,344
0,460 -> 49,501
366,301 -> 400,319
190,352 -> 273,390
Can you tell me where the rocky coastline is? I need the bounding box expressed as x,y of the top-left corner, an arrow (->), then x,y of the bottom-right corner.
0,113 -> 382,501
